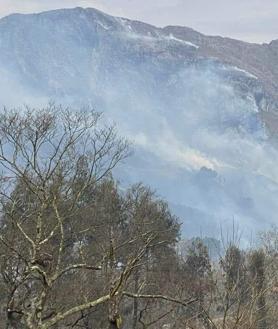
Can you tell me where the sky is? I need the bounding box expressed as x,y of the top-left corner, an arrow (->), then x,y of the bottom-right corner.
0,0 -> 277,43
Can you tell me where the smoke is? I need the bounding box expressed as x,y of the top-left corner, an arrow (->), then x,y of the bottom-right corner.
0,10 -> 277,240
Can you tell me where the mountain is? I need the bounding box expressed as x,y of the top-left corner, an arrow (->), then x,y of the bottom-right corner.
0,7 -> 278,239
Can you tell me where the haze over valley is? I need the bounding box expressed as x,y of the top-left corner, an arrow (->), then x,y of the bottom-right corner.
1,7 -> 278,238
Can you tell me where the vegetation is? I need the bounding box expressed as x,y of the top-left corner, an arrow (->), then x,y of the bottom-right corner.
0,107 -> 277,328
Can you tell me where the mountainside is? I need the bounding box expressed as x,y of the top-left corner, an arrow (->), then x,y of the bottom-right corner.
0,7 -> 278,238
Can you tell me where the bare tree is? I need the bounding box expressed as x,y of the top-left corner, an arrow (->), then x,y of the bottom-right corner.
0,106 -> 131,329
0,106 -> 198,329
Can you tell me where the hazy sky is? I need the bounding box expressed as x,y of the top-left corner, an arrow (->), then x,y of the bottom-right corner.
0,0 -> 277,43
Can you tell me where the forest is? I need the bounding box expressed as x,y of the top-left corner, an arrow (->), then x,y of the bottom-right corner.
0,107 -> 277,329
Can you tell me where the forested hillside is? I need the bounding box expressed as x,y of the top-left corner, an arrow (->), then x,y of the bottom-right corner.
0,108 -> 277,329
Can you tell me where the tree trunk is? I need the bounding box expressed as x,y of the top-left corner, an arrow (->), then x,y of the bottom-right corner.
132,269 -> 139,329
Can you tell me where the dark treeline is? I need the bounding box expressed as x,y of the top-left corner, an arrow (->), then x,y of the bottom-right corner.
0,107 -> 277,329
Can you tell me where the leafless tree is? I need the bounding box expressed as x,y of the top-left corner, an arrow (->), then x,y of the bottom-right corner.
0,105 -> 130,329
0,106 -> 197,329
